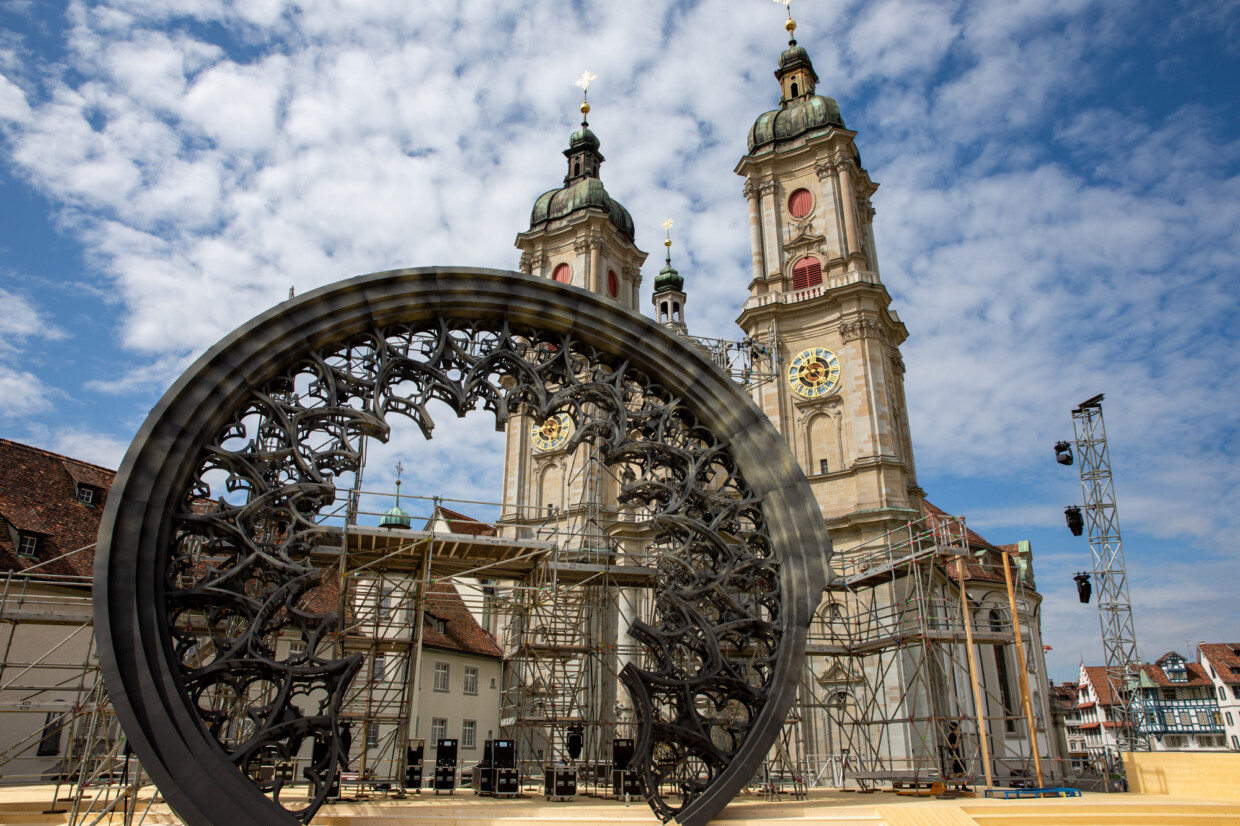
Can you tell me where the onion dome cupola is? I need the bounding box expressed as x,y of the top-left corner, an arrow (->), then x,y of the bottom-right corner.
747,12 -> 845,153
526,73 -> 635,243
652,219 -> 687,335
516,71 -> 648,310
379,469 -> 412,529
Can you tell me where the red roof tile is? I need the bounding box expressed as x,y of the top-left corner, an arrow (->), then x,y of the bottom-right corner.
1082,666 -> 1118,706
429,506 -> 498,538
1142,655 -> 1214,688
0,439 -> 114,579
421,581 -> 501,659
1199,643 -> 1240,686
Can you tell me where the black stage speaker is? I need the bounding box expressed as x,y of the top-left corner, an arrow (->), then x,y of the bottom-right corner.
436,738 -> 458,767
545,767 -> 577,800
612,738 -> 634,770
492,739 -> 515,769
405,740 -> 425,789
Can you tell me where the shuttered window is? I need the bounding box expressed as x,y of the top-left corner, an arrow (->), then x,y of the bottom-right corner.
792,257 -> 822,290
788,188 -> 813,218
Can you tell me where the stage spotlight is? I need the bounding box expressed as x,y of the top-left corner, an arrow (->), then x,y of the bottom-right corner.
1064,506 -> 1084,536
1054,441 -> 1074,465
1073,572 -> 1092,604
567,725 -> 584,761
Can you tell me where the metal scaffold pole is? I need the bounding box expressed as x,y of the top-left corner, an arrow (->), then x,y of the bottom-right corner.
1068,394 -> 1146,756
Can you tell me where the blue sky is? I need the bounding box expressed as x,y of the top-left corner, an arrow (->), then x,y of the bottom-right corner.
0,0 -> 1237,682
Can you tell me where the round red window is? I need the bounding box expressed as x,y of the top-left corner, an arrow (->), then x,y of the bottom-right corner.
552,264 -> 571,284
788,188 -> 813,218
607,270 -> 619,298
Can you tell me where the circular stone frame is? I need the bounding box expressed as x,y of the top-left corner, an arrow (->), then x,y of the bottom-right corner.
95,267 -> 830,826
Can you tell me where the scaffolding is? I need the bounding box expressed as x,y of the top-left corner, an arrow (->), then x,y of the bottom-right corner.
0,568 -> 158,824
796,514 -> 1056,791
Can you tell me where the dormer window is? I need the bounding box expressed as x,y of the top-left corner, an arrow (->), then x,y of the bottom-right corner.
425,612 -> 446,635
17,533 -> 39,558
76,485 -> 96,505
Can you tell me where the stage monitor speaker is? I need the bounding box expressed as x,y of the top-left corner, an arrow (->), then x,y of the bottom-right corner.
612,738 -> 634,770
492,739 -> 515,769
436,738 -> 458,767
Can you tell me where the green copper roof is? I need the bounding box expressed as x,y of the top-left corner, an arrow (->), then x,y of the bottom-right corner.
529,177 -> 635,241
654,252 -> 682,293
567,126 -> 601,153
379,504 -> 411,529
748,94 -> 845,153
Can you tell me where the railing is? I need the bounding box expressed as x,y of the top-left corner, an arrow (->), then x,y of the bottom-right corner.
740,270 -> 881,312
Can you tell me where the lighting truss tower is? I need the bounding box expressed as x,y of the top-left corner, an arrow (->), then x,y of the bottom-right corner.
1069,394 -> 1146,754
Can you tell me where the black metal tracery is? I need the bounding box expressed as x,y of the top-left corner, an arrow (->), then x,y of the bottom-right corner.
96,269 -> 828,826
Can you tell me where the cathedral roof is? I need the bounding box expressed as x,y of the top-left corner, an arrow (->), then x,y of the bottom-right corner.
529,176 -> 635,242
748,94 -> 846,153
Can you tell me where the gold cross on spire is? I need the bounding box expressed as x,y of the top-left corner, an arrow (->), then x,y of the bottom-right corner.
774,0 -> 796,35
576,71 -> 596,119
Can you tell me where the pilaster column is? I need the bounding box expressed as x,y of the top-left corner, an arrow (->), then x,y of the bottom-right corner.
589,241 -> 602,294
837,157 -> 860,266
759,179 -> 781,282
743,181 -> 765,285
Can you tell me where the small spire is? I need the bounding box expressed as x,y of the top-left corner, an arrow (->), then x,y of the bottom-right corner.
662,217 -> 674,265
394,460 -> 404,506
575,70 -> 596,126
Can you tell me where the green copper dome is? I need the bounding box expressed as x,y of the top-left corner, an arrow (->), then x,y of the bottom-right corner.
379,504 -> 411,529
529,177 -> 635,241
568,126 -> 601,153
654,258 -> 682,293
748,94 -> 845,153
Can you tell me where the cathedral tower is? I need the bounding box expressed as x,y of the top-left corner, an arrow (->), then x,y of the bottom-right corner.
514,84 -> 647,307
735,17 -> 922,547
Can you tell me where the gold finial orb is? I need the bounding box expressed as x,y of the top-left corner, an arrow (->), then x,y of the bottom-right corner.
665,237 -> 672,248
581,101 -> 590,115
786,17 -> 796,33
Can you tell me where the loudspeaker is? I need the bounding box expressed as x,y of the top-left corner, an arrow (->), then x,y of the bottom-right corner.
436,738 -> 458,767
567,725 -> 584,761
612,738 -> 634,770
405,740 -> 425,789
492,739 -> 515,769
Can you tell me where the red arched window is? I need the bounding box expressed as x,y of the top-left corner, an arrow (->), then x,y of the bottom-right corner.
552,264 -> 571,284
788,188 -> 813,218
607,270 -> 619,298
792,257 -> 822,290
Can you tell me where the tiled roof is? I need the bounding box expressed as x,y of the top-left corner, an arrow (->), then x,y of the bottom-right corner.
429,506 -> 498,538
1140,660 -> 1213,688
1199,643 -> 1240,686
0,439 -> 114,579
1048,681 -> 1079,712
1082,666 -> 1118,706
422,581 -> 501,659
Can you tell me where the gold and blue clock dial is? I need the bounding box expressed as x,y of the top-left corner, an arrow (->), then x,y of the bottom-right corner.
788,347 -> 841,398
531,413 -> 572,451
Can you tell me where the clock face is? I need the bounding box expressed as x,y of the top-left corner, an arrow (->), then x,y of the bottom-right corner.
788,347 -> 841,398
531,413 -> 572,451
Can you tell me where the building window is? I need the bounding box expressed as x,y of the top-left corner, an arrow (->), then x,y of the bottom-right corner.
431,718 -> 447,746
434,661 -> 450,692
37,712 -> 62,756
366,722 -> 379,748
1220,686 -> 1227,701
490,677 -> 497,689
791,257 -> 823,291
16,534 -> 38,558
1232,735 -> 1239,750
76,485 -> 95,505
552,264 -> 571,284
788,188 -> 813,218
372,654 -> 386,682
379,585 -> 395,620
819,459 -> 829,475
1228,712 -> 1234,727
607,270 -> 619,298
464,666 -> 478,695
462,720 -> 476,749
288,640 -> 306,659
425,612 -> 446,634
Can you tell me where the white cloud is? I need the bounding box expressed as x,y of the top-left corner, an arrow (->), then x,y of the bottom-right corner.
0,364 -> 54,418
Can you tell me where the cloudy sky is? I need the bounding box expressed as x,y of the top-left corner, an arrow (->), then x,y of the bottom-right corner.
0,0 -> 1237,681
